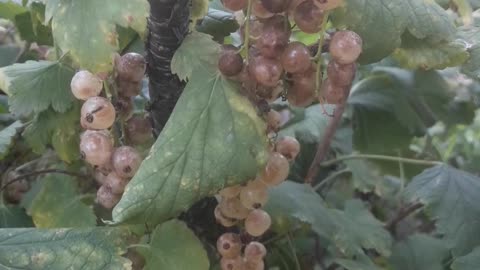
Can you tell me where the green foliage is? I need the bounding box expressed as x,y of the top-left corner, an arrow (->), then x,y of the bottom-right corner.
0,227 -> 134,269
389,234 -> 450,270
0,45 -> 21,67
452,246 -> 480,270
23,174 -> 96,228
171,31 -> 221,81
0,120 -> 22,159
41,0 -> 149,72
0,60 -> 75,116
404,165 -> 480,256
23,104 -> 80,163
140,220 -> 210,270
112,68 -> 269,226
0,204 -> 34,228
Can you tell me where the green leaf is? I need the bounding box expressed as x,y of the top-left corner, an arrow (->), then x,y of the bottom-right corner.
393,34 -> 469,70
112,70 -> 268,226
403,0 -> 456,43
265,183 -> 391,257
389,234 -> 449,270
331,0 -> 407,63
279,104 -> 351,153
329,200 -> 392,257
0,227 -> 134,269
349,68 -> 453,153
171,31 -> 221,81
23,104 -> 81,163
452,246 -> 480,270
264,181 -> 336,236
0,61 -> 75,116
344,160 -> 381,194
196,8 -> 239,40
458,20 -> 480,80
140,220 -> 209,270
0,120 -> 22,160
24,174 -> 96,228
0,0 -> 27,20
0,204 -> 34,228
404,165 -> 480,256
42,0 -> 149,72
335,253 -> 382,270
0,45 -> 21,68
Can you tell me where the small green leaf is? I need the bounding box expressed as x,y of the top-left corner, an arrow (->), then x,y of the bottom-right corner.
331,0 -> 407,63
404,165 -> 480,256
0,61 -> 75,116
389,234 -> 449,270
458,20 -> 480,80
0,227 -> 134,269
140,220 -> 210,270
171,31 -> 221,81
393,33 -> 469,70
0,204 -> 34,228
0,0 -> 27,20
330,200 -> 392,257
24,174 -> 96,228
23,104 -> 80,163
112,69 -> 268,226
335,253 -> 382,270
452,246 -> 480,270
42,0 -> 149,72
344,160 -> 382,194
0,120 -> 22,160
403,0 -> 456,43
0,45 -> 21,68
264,181 -> 336,236
196,9 -> 239,40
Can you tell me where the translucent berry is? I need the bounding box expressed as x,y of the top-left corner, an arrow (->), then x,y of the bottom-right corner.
240,180 -> 269,209
275,136 -> 300,161
219,185 -> 242,199
112,146 -> 142,178
80,130 -> 113,166
244,241 -> 267,262
117,78 -> 143,97
104,171 -> 129,194
261,0 -> 291,13
217,233 -> 242,259
314,0 -> 343,12
221,0 -> 247,11
259,152 -> 289,186
245,209 -> 272,237
244,259 -> 265,270
255,15 -> 291,58
321,78 -> 346,104
219,45 -> 244,77
266,110 -> 281,131
294,0 -> 324,33
252,0 -> 275,19
116,52 -> 146,82
125,115 -> 153,145
70,70 -> 103,100
96,184 -> 121,209
327,61 -> 356,87
220,256 -> 244,270
219,197 -> 250,220
214,205 -> 238,227
114,96 -> 134,120
281,42 -> 311,74
288,69 -> 316,107
329,30 -> 363,64
249,56 -> 283,87
81,97 -> 116,130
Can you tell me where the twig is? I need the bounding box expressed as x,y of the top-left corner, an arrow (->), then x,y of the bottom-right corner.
243,0 -> 253,64
321,154 -> 443,167
384,202 -> 423,232
286,232 -> 301,270
0,169 -> 87,192
305,96 -> 347,185
314,168 -> 350,191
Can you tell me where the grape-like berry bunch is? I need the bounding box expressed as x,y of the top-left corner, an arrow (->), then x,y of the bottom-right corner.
71,53 -> 152,209
215,0 -> 362,269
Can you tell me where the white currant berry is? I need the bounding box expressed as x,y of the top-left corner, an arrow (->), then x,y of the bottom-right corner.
80,130 -> 113,166
217,233 -> 242,259
70,70 -> 103,100
111,146 -> 142,178
81,97 -> 116,130
245,209 -> 272,237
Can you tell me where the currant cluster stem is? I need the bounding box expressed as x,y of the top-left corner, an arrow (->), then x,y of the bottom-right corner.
315,12 -> 330,94
321,154 -> 443,167
243,0 -> 253,64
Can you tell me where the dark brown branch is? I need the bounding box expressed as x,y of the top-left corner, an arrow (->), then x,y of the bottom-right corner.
384,202 -> 423,232
0,169 -> 87,192
146,0 -> 190,136
305,93 -> 348,185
